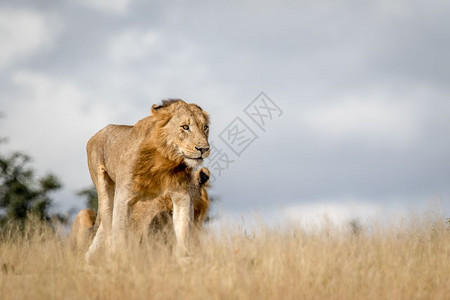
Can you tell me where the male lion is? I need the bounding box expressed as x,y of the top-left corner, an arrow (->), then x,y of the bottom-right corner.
84,99 -> 210,263
70,167 -> 211,256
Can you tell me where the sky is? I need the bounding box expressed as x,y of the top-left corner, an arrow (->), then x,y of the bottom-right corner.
1,0 -> 449,227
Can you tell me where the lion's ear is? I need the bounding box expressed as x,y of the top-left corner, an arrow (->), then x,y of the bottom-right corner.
197,168 -> 210,185
151,99 -> 182,115
151,104 -> 163,115
202,110 -> 210,124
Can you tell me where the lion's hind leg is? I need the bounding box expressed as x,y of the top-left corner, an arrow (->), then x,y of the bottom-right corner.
96,164 -> 115,234
85,164 -> 114,264
85,222 -> 107,265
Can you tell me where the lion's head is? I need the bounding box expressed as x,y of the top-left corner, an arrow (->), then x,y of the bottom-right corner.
150,99 -> 210,168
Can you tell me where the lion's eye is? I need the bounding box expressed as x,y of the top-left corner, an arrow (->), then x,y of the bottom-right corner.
204,125 -> 209,131
181,125 -> 189,130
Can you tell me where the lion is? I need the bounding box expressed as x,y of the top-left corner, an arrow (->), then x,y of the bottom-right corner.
69,209 -> 97,255
84,99 -> 210,263
69,167 -> 211,256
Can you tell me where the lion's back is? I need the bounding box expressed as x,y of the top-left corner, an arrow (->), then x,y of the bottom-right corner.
87,124 -> 133,150
87,124 -> 134,183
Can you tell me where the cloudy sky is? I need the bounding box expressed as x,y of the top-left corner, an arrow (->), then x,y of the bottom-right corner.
1,0 -> 449,227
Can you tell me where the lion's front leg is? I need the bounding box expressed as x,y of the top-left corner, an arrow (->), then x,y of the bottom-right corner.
171,192 -> 193,257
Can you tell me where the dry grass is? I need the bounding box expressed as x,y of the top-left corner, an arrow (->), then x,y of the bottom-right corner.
0,215 -> 449,300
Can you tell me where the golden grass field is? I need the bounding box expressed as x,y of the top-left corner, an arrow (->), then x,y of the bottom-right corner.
0,214 -> 449,300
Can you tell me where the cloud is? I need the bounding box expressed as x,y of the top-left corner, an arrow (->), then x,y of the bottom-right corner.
0,9 -> 61,68
75,0 -> 135,14
106,27 -> 203,70
207,197 -> 444,232
302,96 -> 422,147
107,29 -> 162,62
1,0 -> 449,219
4,70 -> 113,194
282,201 -> 381,226
102,27 -> 229,106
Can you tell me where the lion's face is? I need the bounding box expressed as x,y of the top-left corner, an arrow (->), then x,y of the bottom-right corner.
152,100 -> 210,168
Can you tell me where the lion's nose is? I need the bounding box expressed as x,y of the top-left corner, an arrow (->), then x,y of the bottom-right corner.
195,147 -> 209,154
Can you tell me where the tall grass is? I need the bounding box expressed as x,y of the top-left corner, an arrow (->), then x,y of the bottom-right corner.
0,215 -> 449,299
